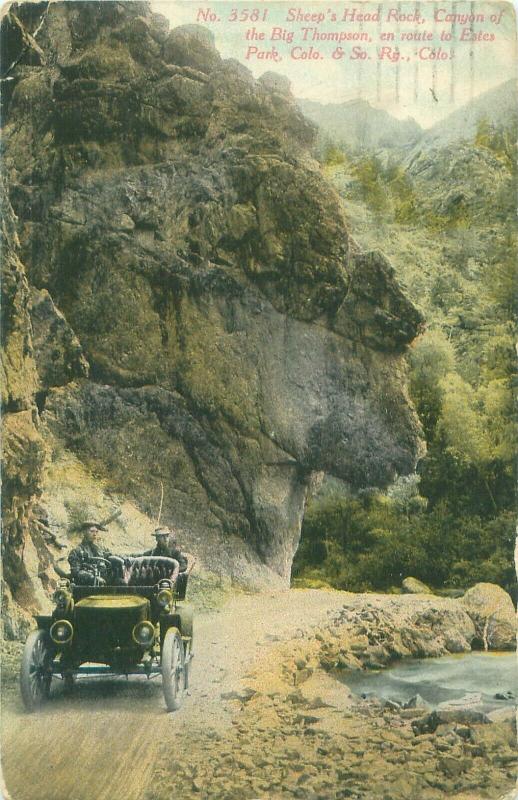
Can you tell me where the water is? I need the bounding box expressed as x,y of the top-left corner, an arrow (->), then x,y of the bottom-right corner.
340,652 -> 517,712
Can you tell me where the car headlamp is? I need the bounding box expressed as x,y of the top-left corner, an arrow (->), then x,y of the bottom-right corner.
50,619 -> 74,645
157,588 -> 173,608
132,621 -> 155,647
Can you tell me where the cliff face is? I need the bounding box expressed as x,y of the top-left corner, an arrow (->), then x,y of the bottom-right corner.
1,184 -> 48,637
1,2 -> 423,597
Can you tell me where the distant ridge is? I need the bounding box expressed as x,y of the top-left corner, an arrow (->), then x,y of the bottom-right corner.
298,80 -> 517,154
297,97 -> 423,151
421,79 -> 518,147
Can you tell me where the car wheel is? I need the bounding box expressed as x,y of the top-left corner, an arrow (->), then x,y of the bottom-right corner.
161,628 -> 186,711
20,630 -> 54,712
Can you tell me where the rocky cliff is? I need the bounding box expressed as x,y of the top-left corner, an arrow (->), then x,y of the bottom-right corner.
1,183 -> 48,637
1,1 -> 423,619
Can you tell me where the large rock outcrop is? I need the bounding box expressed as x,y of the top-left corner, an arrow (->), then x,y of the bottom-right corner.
1,2 -> 424,593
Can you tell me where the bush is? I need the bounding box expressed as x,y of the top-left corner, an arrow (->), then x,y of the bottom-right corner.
292,492 -> 516,599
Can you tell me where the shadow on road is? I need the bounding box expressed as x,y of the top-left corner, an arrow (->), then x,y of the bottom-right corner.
3,674 -> 167,718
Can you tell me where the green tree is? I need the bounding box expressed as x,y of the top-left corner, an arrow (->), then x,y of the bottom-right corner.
351,155 -> 390,215
409,330 -> 455,438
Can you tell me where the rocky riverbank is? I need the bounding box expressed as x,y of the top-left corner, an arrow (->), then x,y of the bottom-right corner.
150,592 -> 516,800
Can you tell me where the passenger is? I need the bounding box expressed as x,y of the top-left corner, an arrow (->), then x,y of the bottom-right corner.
129,527 -> 189,593
142,527 -> 188,573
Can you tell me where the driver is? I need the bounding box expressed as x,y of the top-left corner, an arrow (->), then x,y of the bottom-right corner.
68,521 -> 112,585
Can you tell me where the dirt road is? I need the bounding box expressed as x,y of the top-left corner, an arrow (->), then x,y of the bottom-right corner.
1,589 -> 346,800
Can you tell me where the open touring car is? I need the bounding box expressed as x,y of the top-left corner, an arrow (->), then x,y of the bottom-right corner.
20,555 -> 194,712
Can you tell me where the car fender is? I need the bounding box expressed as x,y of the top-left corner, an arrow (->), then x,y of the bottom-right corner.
34,615 -> 53,631
160,604 -> 194,643
175,603 -> 194,639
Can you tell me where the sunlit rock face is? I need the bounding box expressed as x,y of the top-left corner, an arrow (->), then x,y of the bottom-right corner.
1,184 -> 49,637
2,2 -> 424,586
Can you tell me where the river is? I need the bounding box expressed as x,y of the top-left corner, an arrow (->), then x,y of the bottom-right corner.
340,651 -> 517,712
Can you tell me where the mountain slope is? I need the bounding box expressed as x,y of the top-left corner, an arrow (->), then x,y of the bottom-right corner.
420,79 -> 518,148
298,97 -> 422,151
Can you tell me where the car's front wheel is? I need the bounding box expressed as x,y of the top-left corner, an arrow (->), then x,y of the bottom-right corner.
161,628 -> 186,711
20,630 -> 54,712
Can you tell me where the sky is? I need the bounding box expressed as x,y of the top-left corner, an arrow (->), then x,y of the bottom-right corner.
152,1 -> 517,127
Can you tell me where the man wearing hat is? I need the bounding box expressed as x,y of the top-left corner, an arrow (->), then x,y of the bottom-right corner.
68,521 -> 113,585
141,527 -> 190,596
142,527 -> 188,572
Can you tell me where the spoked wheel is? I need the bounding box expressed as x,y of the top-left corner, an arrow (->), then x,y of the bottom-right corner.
20,630 -> 54,712
161,628 -> 186,711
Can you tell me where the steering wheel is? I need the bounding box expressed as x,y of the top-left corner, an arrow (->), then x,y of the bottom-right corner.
88,556 -> 112,567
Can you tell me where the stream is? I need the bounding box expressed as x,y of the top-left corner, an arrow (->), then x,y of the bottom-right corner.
341,652 -> 517,712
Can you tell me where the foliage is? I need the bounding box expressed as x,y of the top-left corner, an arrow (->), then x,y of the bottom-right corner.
350,154 -> 390,215
484,227 -> 518,317
475,115 -> 518,171
322,140 -> 346,166
294,117 -> 517,600
293,491 -> 516,598
409,331 -> 455,437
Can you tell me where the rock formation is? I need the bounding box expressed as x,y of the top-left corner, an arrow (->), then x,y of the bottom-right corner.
1,2 -> 424,615
461,583 -> 516,651
402,576 -> 433,595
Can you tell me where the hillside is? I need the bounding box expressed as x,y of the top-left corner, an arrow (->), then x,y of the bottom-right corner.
419,79 -> 518,149
298,81 -> 516,157
294,82 -> 517,595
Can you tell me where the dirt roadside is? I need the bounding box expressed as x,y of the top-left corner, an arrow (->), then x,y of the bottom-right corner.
0,589 -> 350,800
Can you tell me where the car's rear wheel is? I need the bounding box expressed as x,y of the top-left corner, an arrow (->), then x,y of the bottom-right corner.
20,630 -> 54,712
161,628 -> 186,711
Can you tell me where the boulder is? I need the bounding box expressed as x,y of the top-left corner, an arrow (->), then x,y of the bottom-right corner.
460,583 -> 516,651
404,694 -> 429,709
412,709 -> 491,735
402,577 -> 433,595
163,24 -> 221,73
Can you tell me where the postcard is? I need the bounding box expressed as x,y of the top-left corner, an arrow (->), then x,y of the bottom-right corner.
1,2 -> 516,799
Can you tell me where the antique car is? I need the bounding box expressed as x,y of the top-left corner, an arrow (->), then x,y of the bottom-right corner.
20,555 -> 194,713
